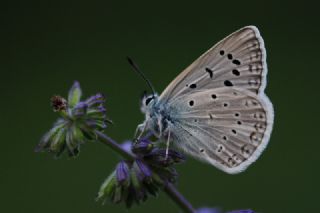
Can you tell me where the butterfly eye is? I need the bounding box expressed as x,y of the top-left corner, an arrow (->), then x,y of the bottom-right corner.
145,97 -> 154,106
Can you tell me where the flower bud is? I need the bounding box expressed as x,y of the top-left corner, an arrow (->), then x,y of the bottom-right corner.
68,81 -> 82,108
96,138 -> 185,208
34,119 -> 66,152
196,207 -> 222,213
85,93 -> 105,107
51,95 -> 67,112
134,159 -> 152,181
72,102 -> 87,117
116,161 -> 130,186
35,81 -> 109,157
228,210 -> 255,213
131,138 -> 153,155
144,148 -> 185,166
120,141 -> 132,153
96,171 -> 117,204
49,127 -> 66,153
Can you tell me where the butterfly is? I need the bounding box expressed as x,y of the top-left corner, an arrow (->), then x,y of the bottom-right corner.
134,26 -> 274,174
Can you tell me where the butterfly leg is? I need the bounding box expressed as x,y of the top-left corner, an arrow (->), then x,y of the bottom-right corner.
157,116 -> 163,137
165,130 -> 171,160
134,123 -> 143,138
134,122 -> 147,142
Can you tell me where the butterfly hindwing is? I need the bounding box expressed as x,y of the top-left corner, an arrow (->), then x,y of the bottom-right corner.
169,87 -> 273,173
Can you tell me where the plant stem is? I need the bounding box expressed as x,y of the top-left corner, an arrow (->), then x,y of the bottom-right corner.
164,182 -> 196,213
94,130 -> 196,213
95,130 -> 135,160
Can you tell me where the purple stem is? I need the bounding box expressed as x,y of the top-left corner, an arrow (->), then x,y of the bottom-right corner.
95,130 -> 135,159
94,130 -> 196,213
164,182 -> 196,213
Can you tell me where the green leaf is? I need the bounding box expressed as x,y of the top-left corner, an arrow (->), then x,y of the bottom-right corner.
125,192 -> 134,208
130,168 -> 141,190
35,120 -> 65,152
113,185 -> 122,203
81,127 -> 97,141
97,171 -> 117,200
68,81 -> 82,108
72,125 -> 85,144
65,126 -> 78,155
151,172 -> 164,186
144,182 -> 159,197
50,127 -> 66,152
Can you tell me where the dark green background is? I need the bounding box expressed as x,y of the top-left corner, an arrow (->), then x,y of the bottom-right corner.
2,1 -> 319,212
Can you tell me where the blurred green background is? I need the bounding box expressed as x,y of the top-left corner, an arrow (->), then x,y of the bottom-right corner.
2,0 -> 319,212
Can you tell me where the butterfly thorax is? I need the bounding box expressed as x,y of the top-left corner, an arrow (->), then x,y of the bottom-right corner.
141,94 -> 175,138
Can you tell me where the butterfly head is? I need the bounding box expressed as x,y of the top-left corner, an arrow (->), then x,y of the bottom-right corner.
141,93 -> 159,113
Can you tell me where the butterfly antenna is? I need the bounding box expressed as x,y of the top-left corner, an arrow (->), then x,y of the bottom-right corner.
126,56 -> 156,96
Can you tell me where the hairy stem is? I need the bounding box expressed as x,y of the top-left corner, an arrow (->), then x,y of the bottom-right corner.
94,130 -> 196,213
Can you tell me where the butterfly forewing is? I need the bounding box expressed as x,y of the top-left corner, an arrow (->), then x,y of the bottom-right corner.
169,87 -> 273,174
160,26 -> 267,104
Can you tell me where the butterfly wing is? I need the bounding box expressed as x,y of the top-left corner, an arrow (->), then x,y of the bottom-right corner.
160,26 -> 268,104
168,87 -> 273,174
155,26 -> 273,173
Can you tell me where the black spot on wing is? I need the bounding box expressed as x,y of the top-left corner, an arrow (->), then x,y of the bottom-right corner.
189,83 -> 197,89
205,67 -> 213,79
232,59 -> 241,65
224,80 -> 233,87
232,69 -> 240,76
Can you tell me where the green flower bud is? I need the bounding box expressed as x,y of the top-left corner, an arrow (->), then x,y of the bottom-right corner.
96,171 -> 117,204
68,81 -> 82,108
35,81 -> 109,157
